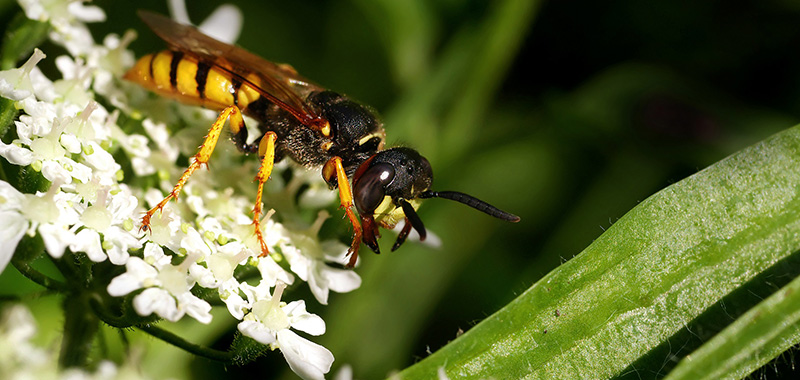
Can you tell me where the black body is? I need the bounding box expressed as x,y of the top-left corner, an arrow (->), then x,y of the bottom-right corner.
233,90 -> 384,180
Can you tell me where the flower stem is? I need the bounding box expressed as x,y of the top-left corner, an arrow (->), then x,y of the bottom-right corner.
90,298 -> 235,362
59,293 -> 99,368
137,324 -> 236,362
11,259 -> 68,291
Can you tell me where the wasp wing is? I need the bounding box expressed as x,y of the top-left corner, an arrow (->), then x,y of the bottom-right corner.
138,10 -> 326,127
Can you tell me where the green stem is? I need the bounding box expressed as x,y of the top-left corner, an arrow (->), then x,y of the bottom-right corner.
138,324 -> 236,362
89,298 -> 235,362
0,158 -> 7,182
11,259 -> 68,291
49,254 -> 82,284
59,293 -> 99,368
89,297 -> 141,328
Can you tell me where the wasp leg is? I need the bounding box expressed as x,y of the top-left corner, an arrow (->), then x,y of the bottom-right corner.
252,131 -> 277,257
361,214 -> 381,254
326,156 -> 363,268
230,113 -> 260,154
140,105 -> 245,232
391,218 -> 413,252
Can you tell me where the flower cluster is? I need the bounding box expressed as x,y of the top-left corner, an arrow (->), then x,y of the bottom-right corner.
0,1 -> 360,379
0,304 -> 148,380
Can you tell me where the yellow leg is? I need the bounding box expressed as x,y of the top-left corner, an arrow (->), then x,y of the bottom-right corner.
327,156 -> 363,268
140,105 -> 245,232
253,132 -> 277,257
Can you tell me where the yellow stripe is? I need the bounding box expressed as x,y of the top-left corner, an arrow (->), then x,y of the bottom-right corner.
151,51 -> 174,90
175,58 -> 200,98
236,73 -> 261,110
123,53 -> 154,85
124,50 -> 266,113
204,67 -> 234,106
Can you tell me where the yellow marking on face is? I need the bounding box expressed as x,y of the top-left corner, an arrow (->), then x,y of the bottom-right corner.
358,132 -> 386,148
373,196 -> 421,229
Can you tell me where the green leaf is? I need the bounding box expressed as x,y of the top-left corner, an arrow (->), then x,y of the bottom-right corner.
665,263 -> 800,380
396,125 -> 800,379
1,13 -> 49,70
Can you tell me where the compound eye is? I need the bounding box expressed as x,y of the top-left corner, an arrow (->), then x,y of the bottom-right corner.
353,163 -> 395,215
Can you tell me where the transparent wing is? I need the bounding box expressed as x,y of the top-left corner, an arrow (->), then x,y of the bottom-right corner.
138,10 -> 326,127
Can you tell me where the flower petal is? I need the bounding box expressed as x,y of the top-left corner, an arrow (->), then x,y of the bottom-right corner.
70,228 -> 106,262
238,320 -> 276,345
106,257 -> 157,296
197,5 -> 242,44
177,292 -> 212,324
133,288 -> 182,322
257,256 -> 295,287
277,329 -> 334,380
0,181 -> 26,211
0,211 -> 29,273
0,141 -> 34,166
284,301 -> 326,336
38,223 -> 74,259
320,265 -> 361,294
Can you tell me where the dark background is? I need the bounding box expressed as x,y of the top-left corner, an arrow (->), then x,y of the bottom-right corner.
4,0 -> 800,378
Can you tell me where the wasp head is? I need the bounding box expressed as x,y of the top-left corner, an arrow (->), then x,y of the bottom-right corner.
352,147 -> 519,253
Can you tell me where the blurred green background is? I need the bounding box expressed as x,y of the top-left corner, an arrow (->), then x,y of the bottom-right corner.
2,0 -> 800,378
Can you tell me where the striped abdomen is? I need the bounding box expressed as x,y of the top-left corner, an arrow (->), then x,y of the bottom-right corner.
124,50 -> 263,114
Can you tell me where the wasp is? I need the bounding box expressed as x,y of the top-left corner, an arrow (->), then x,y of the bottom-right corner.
125,11 -> 519,268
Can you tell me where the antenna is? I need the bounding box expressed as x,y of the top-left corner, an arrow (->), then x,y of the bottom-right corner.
420,191 -> 520,222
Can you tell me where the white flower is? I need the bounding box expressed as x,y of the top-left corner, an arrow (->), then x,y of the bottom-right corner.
333,365 -> 354,380
76,185 -> 141,264
0,100 -> 97,185
0,174 -> 135,268
53,55 -> 94,106
13,97 -> 57,142
212,254 -> 296,320
0,179 -> 84,267
0,304 -> 50,371
189,240 -> 250,288
2,2 -> 356,378
0,48 -> 46,100
168,0 -> 242,44
0,211 -> 27,273
65,100 -> 113,143
19,0 -> 106,56
238,282 -> 334,380
283,211 -> 361,305
0,304 -> 154,380
88,31 -> 136,100
19,0 -> 104,23
0,181 -> 30,274
107,242 -> 212,324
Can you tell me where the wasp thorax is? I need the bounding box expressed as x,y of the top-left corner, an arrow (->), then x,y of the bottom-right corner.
307,91 -> 385,173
